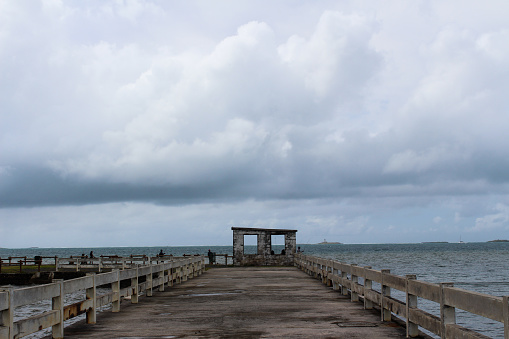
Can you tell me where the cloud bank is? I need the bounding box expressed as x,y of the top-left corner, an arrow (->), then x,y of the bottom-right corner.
2,1 -> 509,247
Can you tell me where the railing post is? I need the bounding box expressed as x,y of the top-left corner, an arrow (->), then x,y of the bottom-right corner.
147,262 -> 153,297
332,263 -> 339,291
327,260 -> 333,287
52,279 -> 64,338
440,282 -> 455,338
158,266 -> 165,292
381,269 -> 391,321
86,273 -> 96,324
503,296 -> 509,339
132,266 -> 139,304
406,274 -> 418,337
0,287 -> 14,339
351,264 -> 359,302
341,266 -> 348,296
112,270 -> 120,312
363,266 -> 373,309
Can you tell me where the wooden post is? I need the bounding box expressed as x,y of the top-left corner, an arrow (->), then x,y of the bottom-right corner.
363,266 -> 373,310
52,279 -> 64,338
351,264 -> 359,302
406,274 -> 418,337
381,269 -> 391,321
0,287 -> 14,339
112,270 -> 120,312
332,264 -> 339,291
86,273 -> 97,324
503,296 -> 509,339
147,263 -> 153,297
341,267 -> 348,296
158,266 -> 165,292
440,282 -> 455,338
131,266 -> 139,304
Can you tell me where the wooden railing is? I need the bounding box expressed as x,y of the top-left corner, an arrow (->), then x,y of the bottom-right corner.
207,253 -> 233,265
55,254 -> 187,272
295,253 -> 508,339
0,256 -> 58,273
0,256 -> 205,339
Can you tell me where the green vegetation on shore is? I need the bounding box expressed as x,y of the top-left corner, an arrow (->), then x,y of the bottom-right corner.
0,265 -> 56,274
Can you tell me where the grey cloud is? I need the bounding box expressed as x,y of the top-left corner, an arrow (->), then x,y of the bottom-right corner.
3,2 -> 509,246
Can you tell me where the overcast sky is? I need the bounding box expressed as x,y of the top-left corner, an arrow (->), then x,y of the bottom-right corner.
1,0 -> 509,248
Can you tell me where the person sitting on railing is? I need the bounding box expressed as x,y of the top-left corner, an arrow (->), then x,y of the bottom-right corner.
158,249 -> 165,257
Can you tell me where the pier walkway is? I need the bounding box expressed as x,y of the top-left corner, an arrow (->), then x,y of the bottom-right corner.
58,267 -> 410,338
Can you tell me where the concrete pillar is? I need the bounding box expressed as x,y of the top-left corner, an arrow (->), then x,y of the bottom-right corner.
440,282 -> 455,338
233,231 -> 244,266
52,279 -> 64,338
86,273 -> 97,324
406,274 -> 418,337
363,266 -> 373,310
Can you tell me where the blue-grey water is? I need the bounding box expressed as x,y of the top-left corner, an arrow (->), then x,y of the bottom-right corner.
1,242 -> 508,338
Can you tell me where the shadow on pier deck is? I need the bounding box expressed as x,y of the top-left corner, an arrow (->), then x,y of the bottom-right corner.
58,267 -> 418,338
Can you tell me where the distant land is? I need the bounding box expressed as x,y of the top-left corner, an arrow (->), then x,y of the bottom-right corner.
488,239 -> 509,242
317,239 -> 342,245
421,242 -> 449,244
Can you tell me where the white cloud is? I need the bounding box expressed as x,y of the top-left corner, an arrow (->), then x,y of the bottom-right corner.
2,1 -> 509,246
470,203 -> 509,232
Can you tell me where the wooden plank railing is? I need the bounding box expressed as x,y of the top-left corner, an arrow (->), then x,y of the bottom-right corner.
0,256 -> 58,273
295,253 -> 508,339
55,254 -> 190,272
0,255 -> 205,339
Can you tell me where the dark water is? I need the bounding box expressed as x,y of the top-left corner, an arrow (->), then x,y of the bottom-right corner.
2,242 -> 508,338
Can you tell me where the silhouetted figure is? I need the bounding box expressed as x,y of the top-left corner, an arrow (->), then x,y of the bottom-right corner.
158,249 -> 165,257
207,249 -> 215,264
281,249 -> 286,255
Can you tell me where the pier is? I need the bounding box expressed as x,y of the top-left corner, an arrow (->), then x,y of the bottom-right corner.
57,266 -> 410,338
2,227 -> 509,338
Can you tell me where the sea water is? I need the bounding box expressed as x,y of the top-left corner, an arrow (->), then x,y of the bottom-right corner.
1,242 -> 508,338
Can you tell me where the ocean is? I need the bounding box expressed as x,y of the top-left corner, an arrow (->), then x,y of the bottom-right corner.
1,242 -> 508,338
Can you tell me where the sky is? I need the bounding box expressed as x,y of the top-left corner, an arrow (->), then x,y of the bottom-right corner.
1,0 -> 509,248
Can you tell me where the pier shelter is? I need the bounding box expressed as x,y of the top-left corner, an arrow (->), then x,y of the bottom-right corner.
232,227 -> 297,266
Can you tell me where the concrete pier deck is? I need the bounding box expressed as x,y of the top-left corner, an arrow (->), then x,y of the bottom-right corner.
59,267 -> 412,338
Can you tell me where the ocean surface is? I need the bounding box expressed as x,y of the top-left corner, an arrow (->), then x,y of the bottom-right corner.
1,242 -> 508,338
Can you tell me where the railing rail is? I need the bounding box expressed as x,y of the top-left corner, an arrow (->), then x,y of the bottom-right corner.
294,253 -> 508,339
55,255 -> 194,272
0,256 -> 205,339
0,256 -> 58,273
